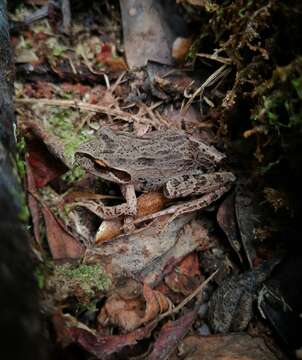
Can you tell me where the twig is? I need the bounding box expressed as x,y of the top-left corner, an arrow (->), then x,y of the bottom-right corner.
158,269 -> 219,321
16,97 -> 150,125
61,0 -> 72,36
181,65 -> 231,114
197,53 -> 232,65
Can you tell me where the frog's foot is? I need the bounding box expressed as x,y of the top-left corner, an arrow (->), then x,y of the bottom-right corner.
123,216 -> 136,234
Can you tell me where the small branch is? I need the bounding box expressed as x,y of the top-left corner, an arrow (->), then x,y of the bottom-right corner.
197,53 -> 232,65
158,268 -> 219,321
61,0 -> 72,36
15,97 -> 150,125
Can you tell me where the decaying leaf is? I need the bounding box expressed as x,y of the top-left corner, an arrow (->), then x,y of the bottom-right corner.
172,334 -> 278,360
98,284 -> 171,332
148,310 -> 197,360
26,140 -> 67,188
87,214 -> 211,286
25,157 -> 42,245
164,253 -> 202,296
42,205 -> 84,260
68,321 -> 156,359
217,191 -> 243,262
95,219 -> 123,244
235,180 -> 259,268
120,0 -> 184,67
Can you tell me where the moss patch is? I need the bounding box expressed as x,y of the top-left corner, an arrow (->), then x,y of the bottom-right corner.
46,109 -> 93,160
47,263 -> 111,303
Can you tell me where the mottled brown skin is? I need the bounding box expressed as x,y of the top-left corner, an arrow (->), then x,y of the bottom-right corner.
208,260 -> 279,333
74,128 -> 235,220
75,127 -> 228,192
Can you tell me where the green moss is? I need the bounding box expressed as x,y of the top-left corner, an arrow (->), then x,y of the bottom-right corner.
46,109 -> 93,160
34,267 -> 45,289
252,57 -> 302,131
61,165 -> 85,184
48,263 -> 111,303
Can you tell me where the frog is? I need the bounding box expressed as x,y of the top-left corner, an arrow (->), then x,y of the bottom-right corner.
208,259 -> 280,333
74,127 -> 236,223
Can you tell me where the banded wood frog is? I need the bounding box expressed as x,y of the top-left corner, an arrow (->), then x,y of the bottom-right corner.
74,127 -> 235,222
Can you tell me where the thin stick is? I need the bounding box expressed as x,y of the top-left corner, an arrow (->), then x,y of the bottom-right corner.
158,269 -> 219,321
16,97 -> 150,124
182,64 -> 230,114
197,53 -> 232,65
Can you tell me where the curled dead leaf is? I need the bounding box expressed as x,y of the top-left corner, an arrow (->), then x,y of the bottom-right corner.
95,219 -> 123,244
98,284 -> 172,332
164,253 -> 203,296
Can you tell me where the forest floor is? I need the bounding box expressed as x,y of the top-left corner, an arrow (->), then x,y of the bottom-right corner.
9,1 -> 302,359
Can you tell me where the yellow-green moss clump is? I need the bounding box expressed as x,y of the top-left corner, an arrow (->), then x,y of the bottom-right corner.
46,109 -> 93,160
48,263 -> 111,303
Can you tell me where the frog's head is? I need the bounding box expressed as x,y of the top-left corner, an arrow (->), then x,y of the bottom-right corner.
74,128 -> 131,184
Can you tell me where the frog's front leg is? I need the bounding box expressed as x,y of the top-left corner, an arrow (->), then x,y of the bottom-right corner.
75,184 -> 138,220
133,172 -> 235,225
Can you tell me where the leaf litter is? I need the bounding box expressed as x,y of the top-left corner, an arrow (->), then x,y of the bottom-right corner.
10,0 -> 296,359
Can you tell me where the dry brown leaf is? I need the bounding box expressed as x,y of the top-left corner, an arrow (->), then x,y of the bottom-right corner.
172,334 -> 278,360
68,321 -> 156,359
42,205 -> 84,260
149,310 -> 197,360
164,253 -> 202,296
98,295 -> 144,332
95,219 -> 123,244
86,214 -> 211,286
98,283 -> 171,332
141,284 -> 171,324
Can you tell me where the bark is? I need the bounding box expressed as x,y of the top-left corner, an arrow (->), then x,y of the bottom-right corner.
0,2 -> 48,359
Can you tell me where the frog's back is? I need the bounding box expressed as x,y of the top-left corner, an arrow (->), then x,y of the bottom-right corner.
107,129 -> 213,191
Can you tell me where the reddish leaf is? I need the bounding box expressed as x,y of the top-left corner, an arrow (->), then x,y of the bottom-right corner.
27,140 -> 66,188
68,321 -> 156,359
164,253 -> 202,296
148,310 -> 196,360
25,157 -> 42,244
42,205 -> 84,260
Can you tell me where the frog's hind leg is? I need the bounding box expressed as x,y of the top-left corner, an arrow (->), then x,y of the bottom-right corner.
133,183 -> 232,227
164,171 -> 235,199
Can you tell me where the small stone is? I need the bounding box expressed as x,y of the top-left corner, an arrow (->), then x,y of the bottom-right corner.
129,7 -> 137,16
197,323 -> 211,336
198,302 -> 209,318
